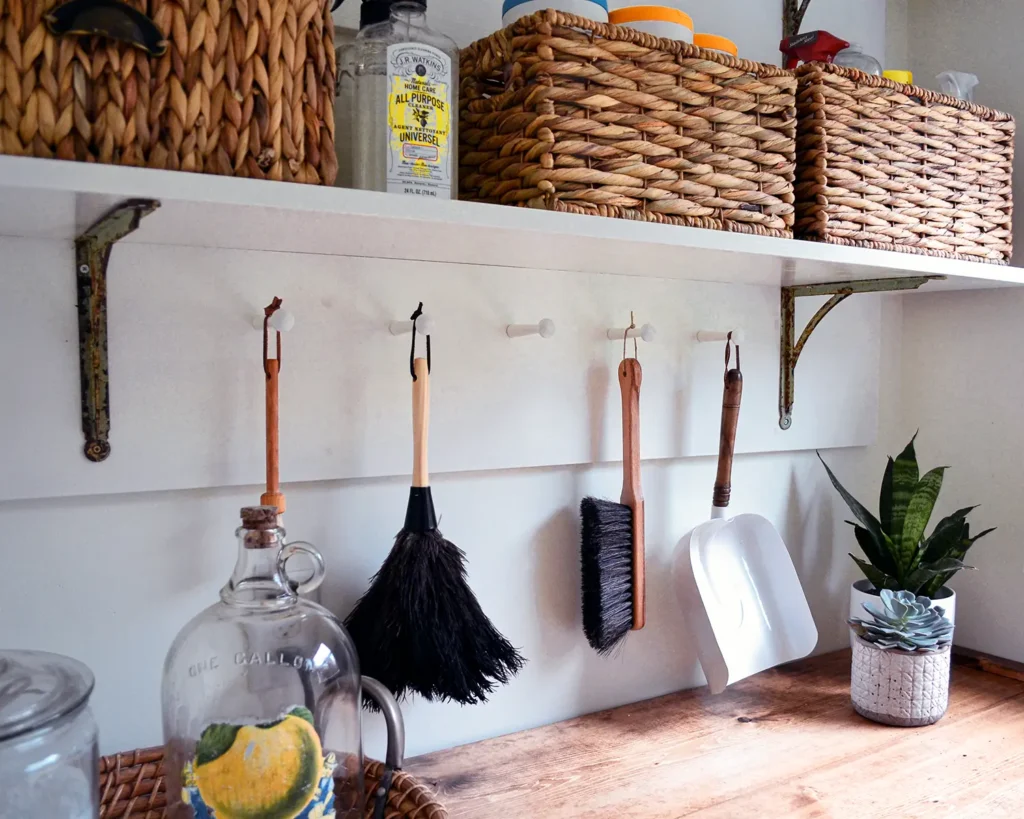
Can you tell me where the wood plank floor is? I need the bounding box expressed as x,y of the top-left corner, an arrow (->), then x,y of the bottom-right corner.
407,650 -> 1024,818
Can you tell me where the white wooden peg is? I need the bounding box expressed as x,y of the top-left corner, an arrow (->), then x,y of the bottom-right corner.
506,318 -> 556,339
252,309 -> 296,332
607,323 -> 656,343
389,313 -> 436,336
696,329 -> 745,344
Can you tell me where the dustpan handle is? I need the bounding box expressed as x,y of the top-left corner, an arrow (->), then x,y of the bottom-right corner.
713,366 -> 743,509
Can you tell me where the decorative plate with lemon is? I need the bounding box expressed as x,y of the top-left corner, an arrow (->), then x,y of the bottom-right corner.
182,706 -> 336,819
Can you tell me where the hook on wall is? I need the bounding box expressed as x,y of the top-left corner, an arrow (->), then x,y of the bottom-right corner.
506,318 -> 556,339
390,313 -> 436,336
251,308 -> 296,333
697,329 -> 746,344
607,322 -> 656,343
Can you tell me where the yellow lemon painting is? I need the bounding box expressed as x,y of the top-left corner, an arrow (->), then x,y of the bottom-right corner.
184,707 -> 336,819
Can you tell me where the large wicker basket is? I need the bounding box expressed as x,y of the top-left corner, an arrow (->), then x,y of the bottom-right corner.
0,0 -> 337,183
459,10 -> 797,237
794,63 -> 1014,263
98,746 -> 447,818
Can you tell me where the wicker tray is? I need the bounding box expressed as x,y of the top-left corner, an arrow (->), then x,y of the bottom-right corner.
98,746 -> 447,819
794,63 -> 1014,263
459,10 -> 797,237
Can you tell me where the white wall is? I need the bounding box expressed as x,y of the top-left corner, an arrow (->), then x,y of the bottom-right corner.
0,0 -> 902,763
871,1 -> 1024,663
335,0 -> 889,66
902,290 -> 1023,661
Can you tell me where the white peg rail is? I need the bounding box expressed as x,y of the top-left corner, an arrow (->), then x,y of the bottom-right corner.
0,241 -> 881,502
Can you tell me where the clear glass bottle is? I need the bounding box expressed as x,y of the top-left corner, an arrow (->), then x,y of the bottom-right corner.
833,43 -> 883,77
350,0 -> 459,198
161,506 -> 401,819
0,650 -> 98,819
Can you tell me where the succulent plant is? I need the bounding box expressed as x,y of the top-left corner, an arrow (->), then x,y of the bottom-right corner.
849,589 -> 954,652
820,435 -> 995,596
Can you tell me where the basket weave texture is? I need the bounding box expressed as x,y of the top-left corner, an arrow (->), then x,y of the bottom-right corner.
459,10 -> 797,236
98,745 -> 447,818
795,63 -> 1014,263
0,0 -> 337,183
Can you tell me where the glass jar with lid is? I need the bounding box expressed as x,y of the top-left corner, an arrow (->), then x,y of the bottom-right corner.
834,43 -> 883,76
0,650 -> 98,819
162,506 -> 402,819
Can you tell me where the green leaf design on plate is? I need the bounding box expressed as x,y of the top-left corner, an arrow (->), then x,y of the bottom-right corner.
289,706 -> 315,726
195,722 -> 240,766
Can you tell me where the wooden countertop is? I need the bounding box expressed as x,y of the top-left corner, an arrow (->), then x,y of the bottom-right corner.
407,650 -> 1024,818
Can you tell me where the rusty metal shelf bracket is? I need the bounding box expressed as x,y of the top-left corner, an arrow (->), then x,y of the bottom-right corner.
77,199 -> 160,462
779,275 -> 943,430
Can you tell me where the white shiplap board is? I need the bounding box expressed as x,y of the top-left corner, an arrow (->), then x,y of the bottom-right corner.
0,237 -> 879,501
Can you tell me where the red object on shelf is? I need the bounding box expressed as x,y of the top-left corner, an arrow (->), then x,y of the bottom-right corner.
780,30 -> 850,69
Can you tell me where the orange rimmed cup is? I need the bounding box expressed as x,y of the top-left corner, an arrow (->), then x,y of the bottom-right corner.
609,5 -> 694,42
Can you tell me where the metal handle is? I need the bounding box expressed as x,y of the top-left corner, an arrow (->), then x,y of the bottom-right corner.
45,0 -> 168,56
361,677 -> 405,769
277,541 -> 325,596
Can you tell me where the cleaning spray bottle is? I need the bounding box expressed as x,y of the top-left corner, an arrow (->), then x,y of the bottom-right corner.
346,0 -> 458,198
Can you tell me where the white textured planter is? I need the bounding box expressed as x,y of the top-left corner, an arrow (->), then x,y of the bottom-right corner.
849,580 -> 955,646
850,637 -> 951,727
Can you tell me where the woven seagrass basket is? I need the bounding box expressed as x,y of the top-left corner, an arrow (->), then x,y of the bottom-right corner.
795,63 -> 1014,263
459,10 -> 797,237
0,0 -> 337,183
98,746 -> 447,818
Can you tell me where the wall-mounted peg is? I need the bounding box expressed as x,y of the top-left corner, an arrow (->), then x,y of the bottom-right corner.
697,329 -> 745,344
252,309 -> 296,332
506,318 -> 556,339
389,313 -> 436,336
607,323 -> 656,343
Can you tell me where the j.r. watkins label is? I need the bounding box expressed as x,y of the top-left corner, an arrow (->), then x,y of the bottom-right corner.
386,43 -> 452,199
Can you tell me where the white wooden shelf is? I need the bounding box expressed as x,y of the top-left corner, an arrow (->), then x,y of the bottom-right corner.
1,155 -> 1019,291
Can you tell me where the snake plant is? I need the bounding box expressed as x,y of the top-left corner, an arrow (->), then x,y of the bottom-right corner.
849,589 -> 953,652
820,435 -> 994,597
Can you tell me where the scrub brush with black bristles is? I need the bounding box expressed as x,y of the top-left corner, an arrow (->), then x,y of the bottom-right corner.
345,351 -> 525,704
581,357 -> 646,654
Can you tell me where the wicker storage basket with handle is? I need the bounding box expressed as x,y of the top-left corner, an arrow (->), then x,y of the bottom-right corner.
0,0 -> 337,183
459,10 -> 797,236
794,63 -> 1014,263
98,746 -> 447,818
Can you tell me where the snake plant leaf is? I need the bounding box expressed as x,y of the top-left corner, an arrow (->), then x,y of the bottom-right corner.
899,467 -> 946,572
880,456 -> 894,536
924,525 -> 997,596
921,506 -> 974,564
819,452 -> 886,547
850,523 -> 899,578
890,436 -> 920,550
850,554 -> 896,591
904,557 -> 974,595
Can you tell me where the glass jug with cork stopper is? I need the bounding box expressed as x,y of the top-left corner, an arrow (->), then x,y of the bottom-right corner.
162,506 -> 403,819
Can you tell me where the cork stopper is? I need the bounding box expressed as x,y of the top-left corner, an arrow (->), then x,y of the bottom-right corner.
241,505 -> 279,534
241,506 -> 280,549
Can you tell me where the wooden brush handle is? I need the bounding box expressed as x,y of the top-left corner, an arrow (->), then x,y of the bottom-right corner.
261,358 -> 285,515
619,358 -> 645,631
412,357 -> 430,488
712,367 -> 744,509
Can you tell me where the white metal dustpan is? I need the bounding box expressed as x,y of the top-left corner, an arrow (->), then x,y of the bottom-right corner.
674,339 -> 817,695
